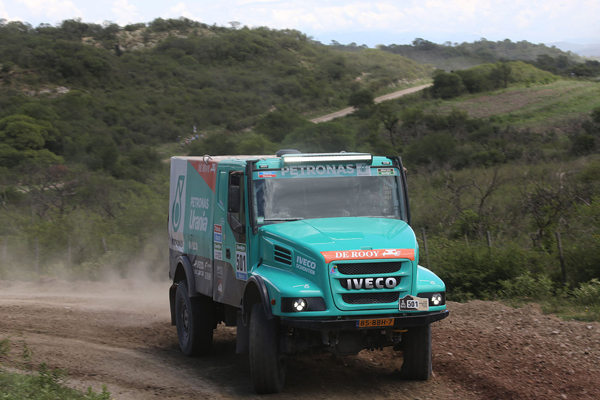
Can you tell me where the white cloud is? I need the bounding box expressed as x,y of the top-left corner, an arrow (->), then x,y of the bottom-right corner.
18,0 -> 82,22
164,2 -> 196,20
0,1 -> 9,20
5,0 -> 599,45
111,0 -> 140,25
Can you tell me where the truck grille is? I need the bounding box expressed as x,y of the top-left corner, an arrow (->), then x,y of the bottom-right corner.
336,262 -> 402,275
342,292 -> 400,304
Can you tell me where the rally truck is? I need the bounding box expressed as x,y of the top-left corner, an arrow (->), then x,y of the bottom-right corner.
168,151 -> 448,393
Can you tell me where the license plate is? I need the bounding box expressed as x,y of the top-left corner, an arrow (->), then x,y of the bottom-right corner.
399,295 -> 429,311
356,318 -> 394,328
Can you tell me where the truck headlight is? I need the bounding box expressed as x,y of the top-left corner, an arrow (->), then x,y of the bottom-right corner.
293,299 -> 307,312
431,293 -> 443,306
281,297 -> 326,312
417,292 -> 446,307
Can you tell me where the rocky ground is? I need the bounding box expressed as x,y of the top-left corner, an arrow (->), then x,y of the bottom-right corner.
0,279 -> 598,399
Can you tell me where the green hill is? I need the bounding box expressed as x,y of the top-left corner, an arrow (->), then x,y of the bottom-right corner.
376,38 -> 600,76
2,18 -> 600,312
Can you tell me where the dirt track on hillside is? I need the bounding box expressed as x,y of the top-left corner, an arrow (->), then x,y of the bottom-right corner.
1,279 -> 599,399
309,84 -> 432,123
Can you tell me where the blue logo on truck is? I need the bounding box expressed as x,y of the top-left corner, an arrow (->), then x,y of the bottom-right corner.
172,175 -> 185,231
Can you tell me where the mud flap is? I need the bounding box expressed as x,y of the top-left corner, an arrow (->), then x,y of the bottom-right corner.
236,310 -> 250,354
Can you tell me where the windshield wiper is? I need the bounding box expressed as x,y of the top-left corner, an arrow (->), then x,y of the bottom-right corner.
263,217 -> 305,221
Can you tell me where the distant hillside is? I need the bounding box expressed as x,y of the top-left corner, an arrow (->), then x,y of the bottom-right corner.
548,41 -> 600,59
0,17 -> 431,174
376,38 -> 592,72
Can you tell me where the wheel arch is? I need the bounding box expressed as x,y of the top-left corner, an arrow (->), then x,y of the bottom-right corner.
169,255 -> 198,325
243,275 -> 274,320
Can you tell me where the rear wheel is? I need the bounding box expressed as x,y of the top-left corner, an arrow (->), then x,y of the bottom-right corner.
249,303 -> 286,393
175,280 -> 214,356
400,324 -> 432,380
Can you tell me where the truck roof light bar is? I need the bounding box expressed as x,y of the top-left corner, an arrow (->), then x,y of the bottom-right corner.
281,153 -> 373,165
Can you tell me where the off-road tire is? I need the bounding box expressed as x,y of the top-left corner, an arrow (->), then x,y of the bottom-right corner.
400,323 -> 432,380
249,303 -> 286,393
175,280 -> 214,357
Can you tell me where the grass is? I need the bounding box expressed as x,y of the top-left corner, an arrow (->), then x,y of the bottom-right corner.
435,79 -> 600,130
0,369 -> 111,400
0,337 -> 111,400
501,298 -> 600,322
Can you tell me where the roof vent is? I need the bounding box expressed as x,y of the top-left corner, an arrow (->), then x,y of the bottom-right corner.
276,149 -> 301,157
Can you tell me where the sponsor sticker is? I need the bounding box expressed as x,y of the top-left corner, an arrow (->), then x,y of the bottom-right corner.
193,260 -> 204,276
214,242 -> 222,260
356,163 -> 371,176
258,171 -> 277,178
214,225 -> 222,243
295,255 -> 316,275
320,249 -> 415,263
377,168 -> 395,176
171,175 -> 185,232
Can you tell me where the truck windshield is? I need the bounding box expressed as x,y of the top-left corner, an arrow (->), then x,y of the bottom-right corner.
253,174 -> 405,223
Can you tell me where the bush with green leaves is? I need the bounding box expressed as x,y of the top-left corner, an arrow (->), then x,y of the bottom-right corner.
425,237 -> 555,298
499,272 -> 554,300
573,279 -> 600,306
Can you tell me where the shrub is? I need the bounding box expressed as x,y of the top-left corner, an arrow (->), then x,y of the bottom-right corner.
573,279 -> 600,306
499,272 -> 554,300
426,237 -> 554,298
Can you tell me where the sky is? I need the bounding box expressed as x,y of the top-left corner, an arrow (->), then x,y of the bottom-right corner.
1,0 -> 599,48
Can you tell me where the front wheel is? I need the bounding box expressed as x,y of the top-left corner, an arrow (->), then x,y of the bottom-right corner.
249,303 -> 286,393
175,280 -> 214,356
400,323 -> 432,380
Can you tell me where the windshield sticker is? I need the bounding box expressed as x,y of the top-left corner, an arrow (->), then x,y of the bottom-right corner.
356,163 -> 371,176
377,168 -> 396,176
254,164 -> 399,180
320,249 -> 415,263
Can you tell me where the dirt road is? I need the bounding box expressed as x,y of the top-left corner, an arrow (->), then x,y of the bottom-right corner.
309,84 -> 432,123
1,279 -> 599,399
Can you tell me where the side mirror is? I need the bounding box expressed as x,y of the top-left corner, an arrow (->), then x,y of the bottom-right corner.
228,213 -> 245,234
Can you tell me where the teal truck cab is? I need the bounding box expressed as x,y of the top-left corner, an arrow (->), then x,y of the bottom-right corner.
168,151 -> 448,393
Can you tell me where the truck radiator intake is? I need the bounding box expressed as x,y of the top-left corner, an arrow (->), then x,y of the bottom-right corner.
337,262 -> 402,275
342,292 -> 400,304
274,246 -> 292,265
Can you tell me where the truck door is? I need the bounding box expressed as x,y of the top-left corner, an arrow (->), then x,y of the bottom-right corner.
213,169 -> 248,306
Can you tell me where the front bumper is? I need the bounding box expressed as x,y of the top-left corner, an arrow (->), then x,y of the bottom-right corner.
280,310 -> 449,331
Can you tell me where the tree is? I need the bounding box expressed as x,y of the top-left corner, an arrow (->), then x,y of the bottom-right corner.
0,115 -> 62,168
254,106 -> 310,143
348,89 -> 375,119
376,103 -> 399,147
431,70 -> 464,99
188,134 -> 237,156
283,122 -> 355,153
490,62 -> 512,88
348,89 -> 374,109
